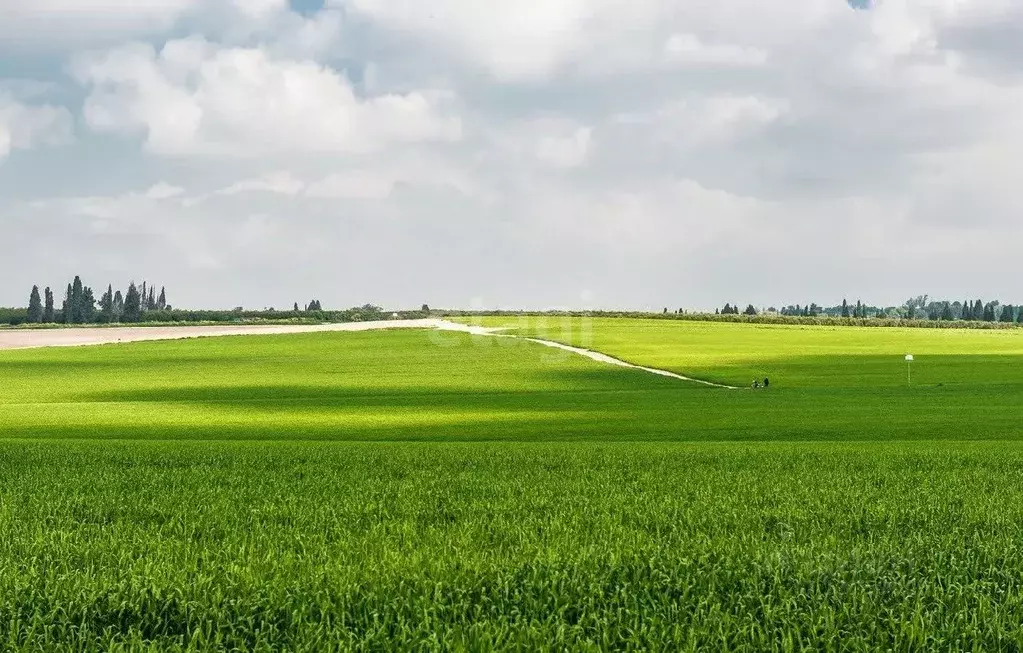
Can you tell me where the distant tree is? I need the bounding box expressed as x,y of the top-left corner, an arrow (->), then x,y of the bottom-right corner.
983,303 -> 996,322
294,302 -> 300,312
841,299 -> 850,318
744,304 -> 757,316
140,281 -> 148,311
941,302 -> 954,321
959,299 -> 970,320
27,286 -> 43,323
81,286 -> 96,323
69,276 -> 85,324
123,283 -> 142,323
306,300 -> 322,311
99,285 -> 114,323
43,287 -> 55,323
1001,304 -> 1016,323
422,304 -> 431,313
113,291 -> 124,321
1018,310 -> 1023,325
61,285 -> 69,323
974,300 -> 984,321
148,286 -> 156,311
62,284 -> 73,324
157,287 -> 167,311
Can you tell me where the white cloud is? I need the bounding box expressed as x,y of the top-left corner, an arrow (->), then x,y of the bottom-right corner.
306,172 -> 395,200
144,182 -> 186,200
231,0 -> 288,21
612,95 -> 787,146
6,0 -> 1023,310
344,0 -> 593,81
0,0 -> 199,46
216,172 -> 306,197
663,34 -> 768,67
0,94 -> 73,161
73,39 -> 462,157
534,126 -> 592,169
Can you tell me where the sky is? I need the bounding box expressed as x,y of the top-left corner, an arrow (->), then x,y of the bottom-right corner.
1,0 -> 1022,311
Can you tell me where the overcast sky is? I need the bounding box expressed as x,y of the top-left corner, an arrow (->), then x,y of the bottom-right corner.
2,0 -> 1022,311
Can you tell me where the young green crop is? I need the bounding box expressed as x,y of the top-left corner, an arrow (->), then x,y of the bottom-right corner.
3,441 -> 1023,650
3,322 -> 1023,650
466,315 -> 1023,388
2,327 -> 1022,442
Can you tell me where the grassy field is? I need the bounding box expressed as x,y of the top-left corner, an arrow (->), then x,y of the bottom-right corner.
5,441 -> 1023,650
3,321 -> 1023,649
466,315 -> 1023,388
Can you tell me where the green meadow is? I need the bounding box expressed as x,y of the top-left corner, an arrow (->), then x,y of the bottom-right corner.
2,320 -> 1023,649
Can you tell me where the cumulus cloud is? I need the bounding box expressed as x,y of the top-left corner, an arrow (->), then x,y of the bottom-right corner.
4,0 -> 1023,309
0,94 -> 73,162
73,39 -> 462,157
0,0 -> 199,47
663,34 -> 769,67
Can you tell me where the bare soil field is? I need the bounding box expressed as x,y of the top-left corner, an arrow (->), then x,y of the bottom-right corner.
0,319 -> 492,351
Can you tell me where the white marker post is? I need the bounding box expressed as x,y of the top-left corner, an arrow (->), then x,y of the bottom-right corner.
905,354 -> 914,385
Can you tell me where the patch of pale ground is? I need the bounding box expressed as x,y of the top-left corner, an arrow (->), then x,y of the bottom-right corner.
0,319 -> 738,388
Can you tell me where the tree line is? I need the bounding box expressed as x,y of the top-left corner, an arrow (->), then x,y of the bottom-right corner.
3,277 -> 400,327
705,296 -> 1023,324
25,278 -> 169,324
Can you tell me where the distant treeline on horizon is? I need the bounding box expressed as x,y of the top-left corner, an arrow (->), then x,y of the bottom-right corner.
1,276 -> 404,326
2,281 -> 1021,329
712,295 -> 1023,324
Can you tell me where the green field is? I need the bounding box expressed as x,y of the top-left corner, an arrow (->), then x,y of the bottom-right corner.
2,321 -> 1023,649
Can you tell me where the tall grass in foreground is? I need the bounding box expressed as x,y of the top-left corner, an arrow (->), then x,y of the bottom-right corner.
3,441 -> 1023,651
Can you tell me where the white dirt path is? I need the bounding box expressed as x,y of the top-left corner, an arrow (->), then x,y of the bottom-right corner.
515,337 -> 740,389
0,318 -> 739,389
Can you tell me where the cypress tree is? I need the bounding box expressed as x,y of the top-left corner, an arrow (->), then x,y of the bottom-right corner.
63,284 -> 73,324
1018,310 -> 1023,325
975,300 -> 984,320
983,303 -> 996,322
27,286 -> 43,323
123,283 -> 142,323
69,276 -> 85,324
961,299 -> 971,320
43,287 -> 55,323
100,285 -> 114,322
941,302 -> 954,321
841,299 -> 850,318
157,287 -> 167,311
113,291 -> 124,321
81,287 -> 96,323
1001,305 -> 1016,323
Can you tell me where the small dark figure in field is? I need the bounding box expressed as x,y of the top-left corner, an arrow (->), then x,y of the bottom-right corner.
763,378 -> 770,389
752,380 -> 760,389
